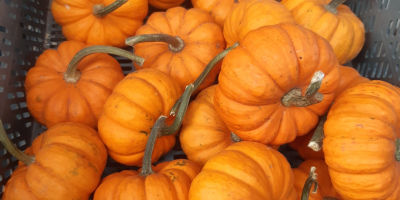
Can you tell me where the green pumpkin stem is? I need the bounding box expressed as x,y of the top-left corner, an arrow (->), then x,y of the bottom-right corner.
126,34 -> 186,53
325,0 -> 347,14
170,42 -> 240,116
281,71 -> 325,107
231,132 -> 242,143
396,139 -> 400,161
64,46 -> 144,84
0,120 -> 35,166
93,0 -> 128,18
308,115 -> 327,151
301,166 -> 318,200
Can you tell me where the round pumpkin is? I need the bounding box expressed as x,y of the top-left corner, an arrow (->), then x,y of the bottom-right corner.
334,65 -> 369,99
214,23 -> 340,145
290,129 -> 325,160
191,0 -> 242,28
281,0 -> 365,64
189,141 -> 296,199
2,122 -> 108,200
149,0 -> 184,9
98,68 -> 183,166
25,41 -> 124,129
223,0 -> 295,47
129,7 -> 225,93
324,80 -> 400,199
293,159 -> 341,200
51,0 -> 148,47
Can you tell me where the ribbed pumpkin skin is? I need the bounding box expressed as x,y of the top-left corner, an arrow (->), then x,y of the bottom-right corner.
133,7 -> 225,93
334,65 -> 369,99
25,41 -> 124,129
94,159 -> 201,200
223,0 -> 295,47
51,0 -> 148,47
324,81 -> 400,199
191,0 -> 242,28
98,68 -> 182,166
289,130 -> 325,160
189,142 -> 296,200
3,123 -> 108,200
281,0 -> 365,64
214,23 -> 340,145
293,159 -> 342,200
149,0 -> 184,9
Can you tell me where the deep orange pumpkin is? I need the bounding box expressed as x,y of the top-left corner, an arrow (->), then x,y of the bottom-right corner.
324,81 -> 400,199
149,0 -> 184,9
281,0 -> 365,64
51,0 -> 148,47
98,68 -> 183,166
223,0 -> 295,47
334,65 -> 369,99
191,0 -> 242,28
25,41 -> 124,129
2,122 -> 108,200
129,7 -> 225,93
214,23 -> 340,145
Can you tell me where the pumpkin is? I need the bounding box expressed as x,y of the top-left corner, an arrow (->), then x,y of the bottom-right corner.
323,81 -> 400,199
223,0 -> 295,47
126,7 -> 225,93
281,0 -> 365,64
214,23 -> 340,145
1,122 -> 107,200
25,41 -> 132,129
51,0 -> 148,47
290,129 -> 325,160
149,0 -> 184,9
293,159 -> 341,200
189,141 -> 296,200
334,65 -> 369,99
98,68 -> 183,166
191,0 -> 242,28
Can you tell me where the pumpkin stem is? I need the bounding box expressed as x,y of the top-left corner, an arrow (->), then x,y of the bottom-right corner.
0,120 -> 35,166
126,34 -> 186,53
93,0 -> 128,18
325,0 -> 347,14
281,71 -> 325,107
170,42 -> 240,116
301,166 -> 318,200
396,138 -> 400,161
64,46 -> 144,84
308,115 -> 327,151
234,0 -> 239,3
231,132 -> 242,143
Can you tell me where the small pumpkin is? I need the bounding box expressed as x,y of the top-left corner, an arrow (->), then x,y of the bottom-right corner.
223,0 -> 295,47
1,122 -> 108,200
293,159 -> 341,200
51,0 -> 148,47
281,0 -> 365,64
215,23 -> 340,145
191,0 -> 242,28
324,81 -> 400,199
189,141 -> 296,200
98,68 -> 182,166
127,7 -> 225,93
25,41 -> 136,129
334,65 -> 369,99
149,0 -> 184,9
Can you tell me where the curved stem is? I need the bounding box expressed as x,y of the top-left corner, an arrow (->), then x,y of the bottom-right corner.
170,42 -> 240,116
93,0 -> 128,18
64,46 -> 144,84
0,120 -> 35,166
396,138 -> 400,161
308,115 -> 327,152
325,0 -> 347,14
281,71 -> 325,107
126,34 -> 185,53
231,132 -> 242,143
301,166 -> 318,200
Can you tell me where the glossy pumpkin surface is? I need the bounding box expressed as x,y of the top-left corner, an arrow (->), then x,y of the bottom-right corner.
191,0 -> 242,28
149,0 -> 185,9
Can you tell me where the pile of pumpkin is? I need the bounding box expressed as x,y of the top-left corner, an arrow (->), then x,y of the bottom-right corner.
1,0 -> 399,199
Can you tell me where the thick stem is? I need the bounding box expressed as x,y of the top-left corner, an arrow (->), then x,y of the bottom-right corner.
234,0 -> 239,3
126,34 -> 185,53
396,138 -> 400,161
231,132 -> 241,143
0,120 -> 35,166
170,42 -> 240,116
281,71 -> 325,107
301,166 -> 318,200
325,0 -> 347,14
308,115 -> 327,152
64,46 -> 144,84
93,0 -> 128,18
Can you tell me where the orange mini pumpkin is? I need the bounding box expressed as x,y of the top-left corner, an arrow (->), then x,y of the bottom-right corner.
281,0 -> 365,64
1,122 -> 107,200
223,0 -> 295,47
127,7 -> 226,93
25,41 -> 127,128
51,0 -> 148,47
149,0 -> 184,9
191,0 -> 242,28
334,65 -> 369,99
215,23 -> 340,145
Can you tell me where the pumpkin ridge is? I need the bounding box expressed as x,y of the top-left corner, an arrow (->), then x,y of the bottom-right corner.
75,88 -> 96,121
314,13 -> 340,42
152,52 -> 175,76
181,49 -> 207,66
41,88 -> 70,124
131,77 -> 169,115
78,79 -> 112,93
